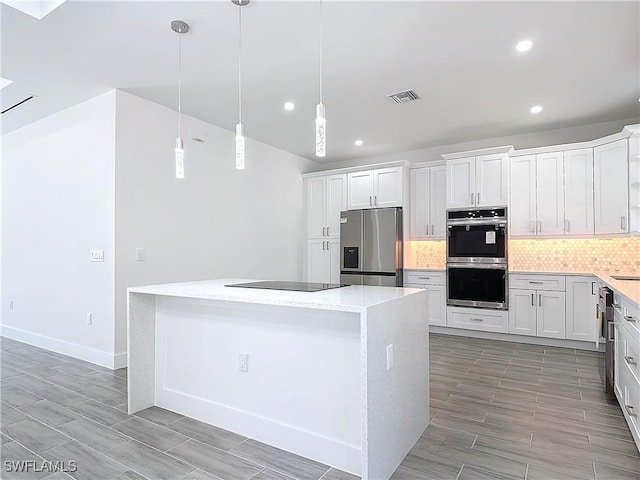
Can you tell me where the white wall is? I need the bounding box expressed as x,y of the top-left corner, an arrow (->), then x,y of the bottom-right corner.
1,91 -> 116,367
313,117 -> 640,171
113,91 -> 316,359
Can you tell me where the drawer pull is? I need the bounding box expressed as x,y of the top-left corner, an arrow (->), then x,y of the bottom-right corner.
417,277 -> 430,280
470,318 -> 484,322
624,315 -> 636,323
612,303 -> 621,309
625,405 -> 636,417
624,356 -> 636,365
528,281 -> 544,284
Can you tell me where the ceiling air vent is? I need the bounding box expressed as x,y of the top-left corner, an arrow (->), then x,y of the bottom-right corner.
2,95 -> 35,114
386,89 -> 420,105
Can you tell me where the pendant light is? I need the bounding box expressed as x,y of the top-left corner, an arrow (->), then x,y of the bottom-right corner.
315,0 -> 326,157
233,0 -> 249,170
171,20 -> 189,179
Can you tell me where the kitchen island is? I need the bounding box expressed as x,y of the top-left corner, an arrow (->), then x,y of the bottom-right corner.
127,279 -> 429,479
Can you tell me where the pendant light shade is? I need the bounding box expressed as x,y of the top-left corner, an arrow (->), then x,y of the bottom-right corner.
315,0 -> 326,157
233,0 -> 249,169
171,20 -> 189,179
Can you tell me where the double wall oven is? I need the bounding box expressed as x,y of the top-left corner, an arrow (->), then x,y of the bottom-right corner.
447,208 -> 508,310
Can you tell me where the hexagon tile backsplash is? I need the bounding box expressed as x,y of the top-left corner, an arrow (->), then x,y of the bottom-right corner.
412,237 -> 640,275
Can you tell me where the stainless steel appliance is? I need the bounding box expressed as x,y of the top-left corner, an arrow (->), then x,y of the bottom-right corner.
447,208 -> 507,264
226,281 -> 347,292
598,286 -> 614,396
447,263 -> 508,309
340,207 -> 403,286
446,208 -> 508,309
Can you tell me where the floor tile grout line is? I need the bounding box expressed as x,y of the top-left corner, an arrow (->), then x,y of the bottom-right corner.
454,464 -> 465,480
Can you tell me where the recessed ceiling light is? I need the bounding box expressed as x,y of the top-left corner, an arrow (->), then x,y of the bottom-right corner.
516,40 -> 533,52
0,77 -> 13,90
284,102 -> 295,111
530,105 -> 543,114
354,140 -> 363,146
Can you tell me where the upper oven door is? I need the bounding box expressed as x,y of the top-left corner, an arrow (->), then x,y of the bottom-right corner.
447,221 -> 507,263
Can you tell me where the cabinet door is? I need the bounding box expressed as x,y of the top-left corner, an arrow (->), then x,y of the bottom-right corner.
326,174 -> 347,238
328,239 -> 341,284
430,166 -> 447,239
446,157 -> 475,209
427,285 -> 447,327
306,177 -> 326,239
565,276 -> 597,342
509,289 -> 537,336
347,170 -> 374,210
510,155 -> 537,236
476,153 -> 508,207
410,168 -> 430,239
537,291 -> 566,339
564,149 -> 594,235
307,240 -> 330,283
373,167 -> 403,207
536,152 -> 565,236
594,139 -> 629,234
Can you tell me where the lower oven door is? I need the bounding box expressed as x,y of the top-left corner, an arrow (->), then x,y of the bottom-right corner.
447,264 -> 508,310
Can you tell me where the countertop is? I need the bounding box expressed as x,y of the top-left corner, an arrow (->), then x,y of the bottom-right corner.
128,278 -> 424,313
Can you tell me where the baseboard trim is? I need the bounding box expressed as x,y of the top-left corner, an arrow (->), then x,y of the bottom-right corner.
430,326 -> 604,352
0,325 -> 121,369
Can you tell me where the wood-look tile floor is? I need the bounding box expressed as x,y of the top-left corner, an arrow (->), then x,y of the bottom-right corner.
1,334 -> 639,480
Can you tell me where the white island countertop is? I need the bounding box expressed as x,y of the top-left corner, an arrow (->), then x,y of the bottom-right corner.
128,278 -> 423,313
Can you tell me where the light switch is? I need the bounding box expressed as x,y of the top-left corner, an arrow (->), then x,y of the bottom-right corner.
90,249 -> 104,262
136,248 -> 145,262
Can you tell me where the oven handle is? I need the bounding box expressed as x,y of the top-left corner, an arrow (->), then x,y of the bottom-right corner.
447,263 -> 508,270
447,218 -> 507,226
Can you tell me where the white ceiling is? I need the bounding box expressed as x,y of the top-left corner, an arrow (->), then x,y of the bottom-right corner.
1,0 -> 639,162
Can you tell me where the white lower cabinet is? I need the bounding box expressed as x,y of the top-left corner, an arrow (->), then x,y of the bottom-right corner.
509,274 -> 566,339
307,239 -> 340,284
447,306 -> 509,333
616,313 -> 640,450
565,276 -> 598,342
405,271 -> 446,327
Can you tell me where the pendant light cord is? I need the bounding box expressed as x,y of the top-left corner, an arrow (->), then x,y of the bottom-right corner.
238,4 -> 243,125
178,30 -> 182,138
319,0 -> 323,104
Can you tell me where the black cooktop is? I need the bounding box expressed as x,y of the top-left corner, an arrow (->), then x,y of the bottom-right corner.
225,281 -> 347,292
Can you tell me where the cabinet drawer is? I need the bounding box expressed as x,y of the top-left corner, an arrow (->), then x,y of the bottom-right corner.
510,274 -> 566,291
620,362 -> 640,442
447,307 -> 508,333
406,271 -> 445,286
623,329 -> 640,383
615,295 -> 640,343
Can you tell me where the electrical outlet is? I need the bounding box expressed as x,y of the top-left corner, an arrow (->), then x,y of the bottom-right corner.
386,344 -> 394,370
239,353 -> 248,372
136,248 -> 145,261
90,249 -> 104,262
87,313 -> 92,325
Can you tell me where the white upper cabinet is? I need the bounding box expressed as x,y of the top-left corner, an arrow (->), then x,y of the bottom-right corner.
594,139 -> 629,234
410,165 -> 446,239
476,154 -> 509,207
564,149 -> 594,235
509,155 -> 537,236
347,166 -> 403,210
305,174 -> 346,239
446,157 -> 475,209
536,151 -> 565,236
446,153 -> 508,209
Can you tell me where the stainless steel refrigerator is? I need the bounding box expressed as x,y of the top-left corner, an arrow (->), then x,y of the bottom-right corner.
340,207 -> 403,286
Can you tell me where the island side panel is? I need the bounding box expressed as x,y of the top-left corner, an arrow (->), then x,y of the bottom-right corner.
361,290 -> 429,480
127,292 -> 157,413
154,296 -> 362,475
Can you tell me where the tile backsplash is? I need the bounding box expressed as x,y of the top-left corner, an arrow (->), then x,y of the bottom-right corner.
409,237 -> 640,274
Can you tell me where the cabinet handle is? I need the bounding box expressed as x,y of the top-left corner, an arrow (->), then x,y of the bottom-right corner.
477,192 -> 480,204
369,196 -> 372,207
426,225 -> 429,235
612,303 -> 621,309
326,226 -> 329,236
539,294 -> 542,307
471,193 -> 475,205
621,216 -> 626,230
625,405 -> 636,417
531,221 -> 536,234
538,221 -> 542,234
324,241 -> 327,251
470,318 -> 483,322
322,227 -> 326,236
374,195 -> 378,206
531,293 -> 534,306
591,282 -> 595,295
528,281 -> 544,284
624,355 -> 636,365
565,220 -> 570,233
431,224 -> 434,236
625,315 -> 637,323
418,277 -> 430,280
